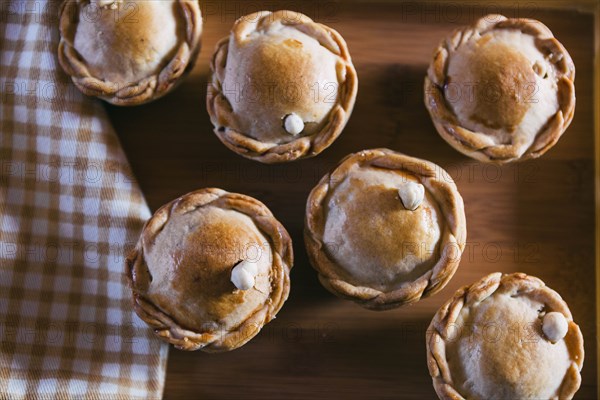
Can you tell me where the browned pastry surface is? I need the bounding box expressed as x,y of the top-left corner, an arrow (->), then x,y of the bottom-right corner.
304,148 -> 466,310
427,272 -> 584,400
424,14 -> 575,163
58,0 -> 202,105
207,10 -> 358,163
126,188 -> 293,352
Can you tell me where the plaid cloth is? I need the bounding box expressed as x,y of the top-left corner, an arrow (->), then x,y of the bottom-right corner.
0,1 -> 168,399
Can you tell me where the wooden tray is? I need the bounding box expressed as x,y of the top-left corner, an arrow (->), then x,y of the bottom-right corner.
107,1 -> 599,398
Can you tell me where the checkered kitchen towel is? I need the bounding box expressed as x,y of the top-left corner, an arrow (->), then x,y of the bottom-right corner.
0,1 -> 168,399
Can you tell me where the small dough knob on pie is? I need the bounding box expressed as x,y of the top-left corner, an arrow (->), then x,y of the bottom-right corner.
398,182 -> 425,211
542,312 -> 568,343
283,113 -> 305,135
231,260 -> 259,291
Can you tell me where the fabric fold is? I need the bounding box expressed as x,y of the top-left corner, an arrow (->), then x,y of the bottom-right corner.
0,1 -> 168,398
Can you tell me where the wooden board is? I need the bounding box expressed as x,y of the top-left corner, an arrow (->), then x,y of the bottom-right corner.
107,2 -> 598,398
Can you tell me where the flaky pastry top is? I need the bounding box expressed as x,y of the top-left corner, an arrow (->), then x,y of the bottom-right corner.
127,188 -> 293,352
427,272 -> 584,400
305,149 -> 466,310
59,0 -> 202,105
207,10 -> 357,163
425,14 -> 575,163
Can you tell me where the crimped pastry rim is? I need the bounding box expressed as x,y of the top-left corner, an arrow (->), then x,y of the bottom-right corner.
58,0 -> 203,106
126,188 -> 293,352
426,272 -> 584,400
206,10 -> 358,163
304,148 -> 467,310
424,14 -> 576,163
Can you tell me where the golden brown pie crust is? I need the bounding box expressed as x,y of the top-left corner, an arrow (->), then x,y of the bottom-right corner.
207,10 -> 358,163
427,272 -> 584,400
304,149 -> 466,310
424,14 -> 575,163
126,188 -> 293,352
58,0 -> 202,105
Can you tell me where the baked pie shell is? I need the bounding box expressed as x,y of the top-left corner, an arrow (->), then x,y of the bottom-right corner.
207,10 -> 358,163
58,0 -> 203,105
304,148 -> 467,310
426,272 -> 584,400
424,14 -> 575,163
126,188 -> 293,352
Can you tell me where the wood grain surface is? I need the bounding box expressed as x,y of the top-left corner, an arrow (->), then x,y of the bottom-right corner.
106,2 -> 597,399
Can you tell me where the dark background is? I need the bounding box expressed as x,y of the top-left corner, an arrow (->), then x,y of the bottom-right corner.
107,1 -> 597,398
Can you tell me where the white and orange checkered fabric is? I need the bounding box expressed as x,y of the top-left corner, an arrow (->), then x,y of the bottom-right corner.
0,1 -> 168,398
